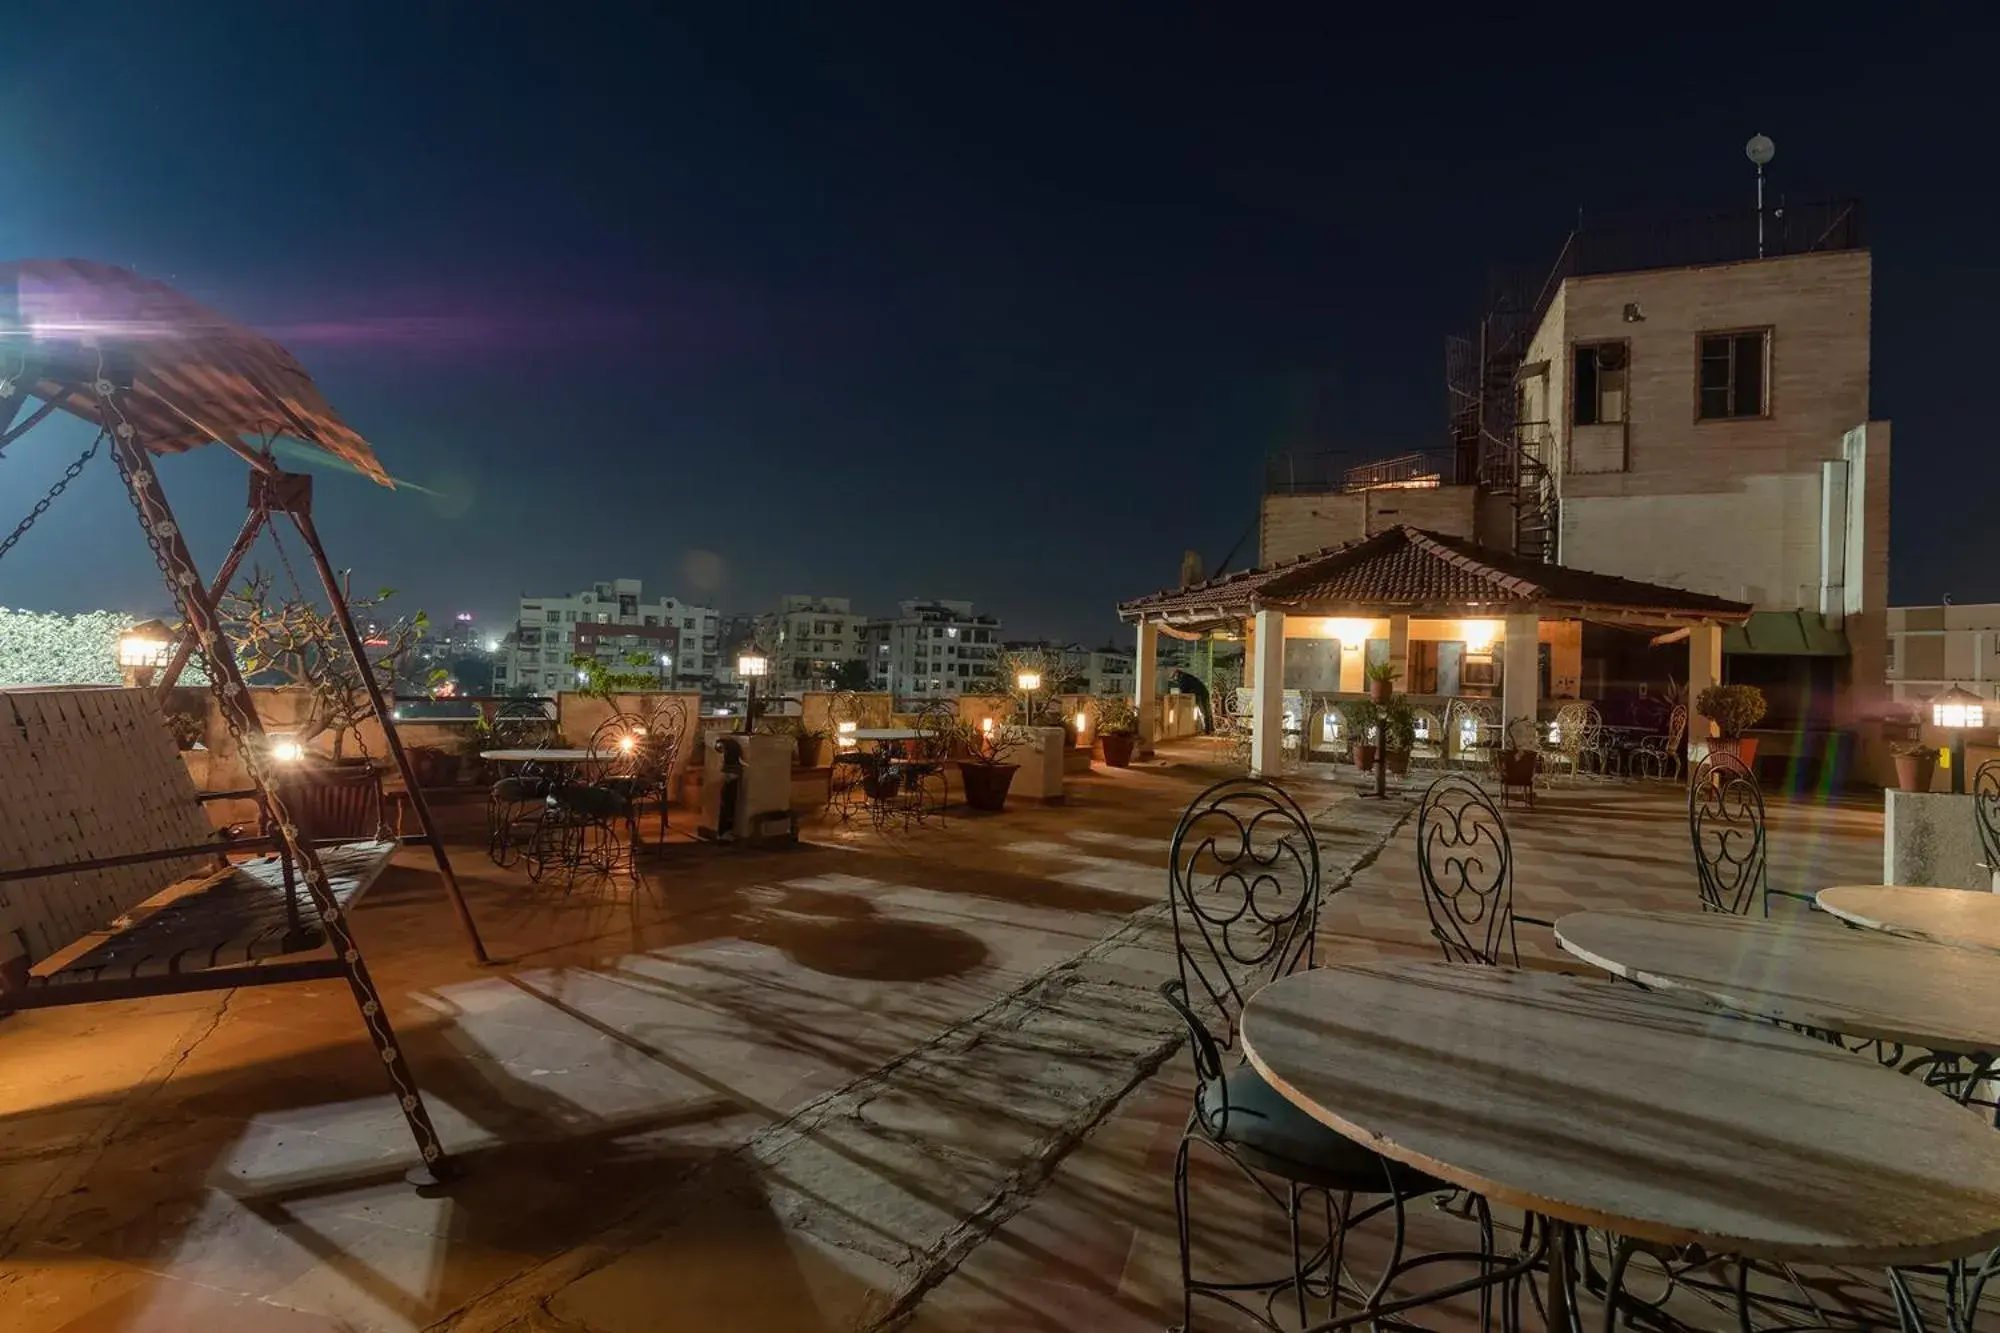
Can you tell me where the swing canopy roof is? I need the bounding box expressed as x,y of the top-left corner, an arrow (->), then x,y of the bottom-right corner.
0,259 -> 388,486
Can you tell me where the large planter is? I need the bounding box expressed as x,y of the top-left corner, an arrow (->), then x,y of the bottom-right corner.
796,734 -> 823,769
1100,732 -> 1137,768
1709,736 -> 1761,767
1893,751 -> 1939,793
1370,678 -> 1393,704
1386,748 -> 1411,777
1353,742 -> 1378,772
957,761 -> 1019,812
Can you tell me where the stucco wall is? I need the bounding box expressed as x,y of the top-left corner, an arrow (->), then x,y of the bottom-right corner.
1260,486 -> 1478,564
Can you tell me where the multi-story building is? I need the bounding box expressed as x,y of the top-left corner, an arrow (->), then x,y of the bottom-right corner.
1887,604 -> 2000,708
1085,646 -> 1135,698
1257,199 -> 1891,777
998,640 -> 1134,698
492,579 -> 718,695
861,599 -> 1002,699
771,595 -> 864,688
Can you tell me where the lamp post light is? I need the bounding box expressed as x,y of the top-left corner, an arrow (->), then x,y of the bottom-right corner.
1016,670 -> 1041,726
116,619 -> 172,688
1931,686 -> 1987,795
737,649 -> 770,735
657,652 -> 673,690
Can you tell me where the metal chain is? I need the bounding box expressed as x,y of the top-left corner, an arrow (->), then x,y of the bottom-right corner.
0,431 -> 103,567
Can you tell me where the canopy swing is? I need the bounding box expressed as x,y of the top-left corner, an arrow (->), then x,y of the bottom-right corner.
0,259 -> 487,1184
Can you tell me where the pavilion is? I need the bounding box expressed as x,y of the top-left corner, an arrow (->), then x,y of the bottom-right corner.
1118,525 -> 1753,776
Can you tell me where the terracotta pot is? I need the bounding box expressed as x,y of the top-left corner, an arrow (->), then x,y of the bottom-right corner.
1353,742 -> 1378,771
1386,748 -> 1410,777
796,734 -> 822,769
1495,750 -> 1538,785
1709,736 -> 1760,767
1893,752 -> 1938,793
1100,732 -> 1136,768
957,761 -> 1018,812
1370,678 -> 1393,704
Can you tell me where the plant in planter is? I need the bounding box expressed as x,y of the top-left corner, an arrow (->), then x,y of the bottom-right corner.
1093,696 -> 1140,768
1380,696 -> 1418,777
218,570 -> 438,762
951,718 -> 1027,811
1694,684 -> 1768,765
1891,742 -> 1944,793
1345,699 -> 1382,770
1365,659 -> 1401,704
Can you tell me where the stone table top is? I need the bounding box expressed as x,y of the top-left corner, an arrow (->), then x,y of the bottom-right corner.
1817,884 -> 2000,952
1239,961 -> 2000,1266
1554,908 -> 2000,1055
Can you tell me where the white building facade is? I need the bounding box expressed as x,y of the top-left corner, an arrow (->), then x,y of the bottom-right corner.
493,579 -> 719,694
771,595 -> 865,688
861,600 -> 1001,699
1887,604 -> 2000,707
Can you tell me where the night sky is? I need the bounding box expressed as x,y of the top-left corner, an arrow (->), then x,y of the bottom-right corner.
2,7 -> 1995,642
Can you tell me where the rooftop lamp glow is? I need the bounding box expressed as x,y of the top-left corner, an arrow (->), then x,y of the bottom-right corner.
1462,620 -> 1502,655
116,620 -> 172,669
1075,710 -> 1089,732
1016,671 -> 1041,692
1933,686 -> 1986,731
268,737 -> 306,764
737,651 -> 769,678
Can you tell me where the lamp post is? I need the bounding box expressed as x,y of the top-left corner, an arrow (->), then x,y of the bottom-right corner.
1931,686 -> 1987,795
737,649 -> 769,735
116,619 -> 172,688
1016,670 -> 1041,726
657,652 -> 673,690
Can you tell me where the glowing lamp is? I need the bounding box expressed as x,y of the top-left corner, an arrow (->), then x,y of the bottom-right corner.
1462,620 -> 1501,656
981,717 -> 995,735
1075,710 -> 1089,732
1016,671 -> 1041,692
618,735 -> 636,754
1933,686 -> 1986,731
737,652 -> 769,678
269,737 -> 306,764
1324,619 -> 1371,646
117,622 -> 171,669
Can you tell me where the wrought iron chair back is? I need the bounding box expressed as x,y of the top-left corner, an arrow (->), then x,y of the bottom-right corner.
1163,777 -> 1322,1073
1689,750 -> 1767,916
492,698 -> 559,751
1975,758 -> 2000,880
637,695 -> 689,785
588,714 -> 648,785
1416,774 -> 1518,965
1410,708 -> 1444,769
1446,697 -> 1497,770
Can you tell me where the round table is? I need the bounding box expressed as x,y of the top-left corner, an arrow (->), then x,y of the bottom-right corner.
1817,884 -> 2000,953
1239,961 -> 2000,1267
847,728 -> 922,742
1554,908 -> 2000,1055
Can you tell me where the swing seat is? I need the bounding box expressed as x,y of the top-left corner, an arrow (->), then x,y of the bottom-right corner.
0,689 -> 398,1010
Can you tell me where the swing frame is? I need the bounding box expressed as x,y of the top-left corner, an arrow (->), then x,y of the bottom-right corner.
0,259 -> 488,1183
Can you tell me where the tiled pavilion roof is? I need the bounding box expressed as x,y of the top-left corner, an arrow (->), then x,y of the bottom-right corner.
1119,526 -> 1752,628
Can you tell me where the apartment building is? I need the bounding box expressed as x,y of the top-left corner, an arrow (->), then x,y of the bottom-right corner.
861,599 -> 1001,698
771,595 -> 864,688
492,579 -> 719,694
1887,604 -> 2000,707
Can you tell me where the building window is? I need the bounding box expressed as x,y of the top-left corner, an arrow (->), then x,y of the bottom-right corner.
1698,330 -> 1769,420
546,611 -> 561,624
1572,342 -> 1627,426
1886,637 -> 1898,673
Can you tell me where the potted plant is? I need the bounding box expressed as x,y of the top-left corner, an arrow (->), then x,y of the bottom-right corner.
1365,659 -> 1400,704
1694,684 -> 1768,765
1094,697 -> 1140,768
1381,696 -> 1417,777
1892,742 -> 1943,793
952,719 -> 1024,812
1346,699 -> 1382,770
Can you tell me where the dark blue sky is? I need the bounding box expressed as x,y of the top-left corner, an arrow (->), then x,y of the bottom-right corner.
2,6 -> 1995,640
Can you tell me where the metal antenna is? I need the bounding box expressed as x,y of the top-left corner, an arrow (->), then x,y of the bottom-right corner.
1745,134 -> 1776,257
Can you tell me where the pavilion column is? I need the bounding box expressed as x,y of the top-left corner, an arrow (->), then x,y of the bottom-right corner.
1501,612 -> 1540,736
1249,609 -> 1286,777
1687,620 -> 1724,765
1388,614 -> 1411,689
1134,620 -> 1160,755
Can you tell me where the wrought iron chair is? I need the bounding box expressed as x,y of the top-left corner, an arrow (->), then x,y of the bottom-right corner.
825,690 -> 871,821
1976,759 -> 2000,888
892,701 -> 954,828
1688,751 -> 1813,916
1445,697 -> 1497,773
1158,777 -> 1446,1331
1409,707 -> 1445,771
485,698 -> 563,863
1540,701 -> 1590,782
1631,704 -> 1688,782
1416,774 -> 1553,966
525,719 -> 638,888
